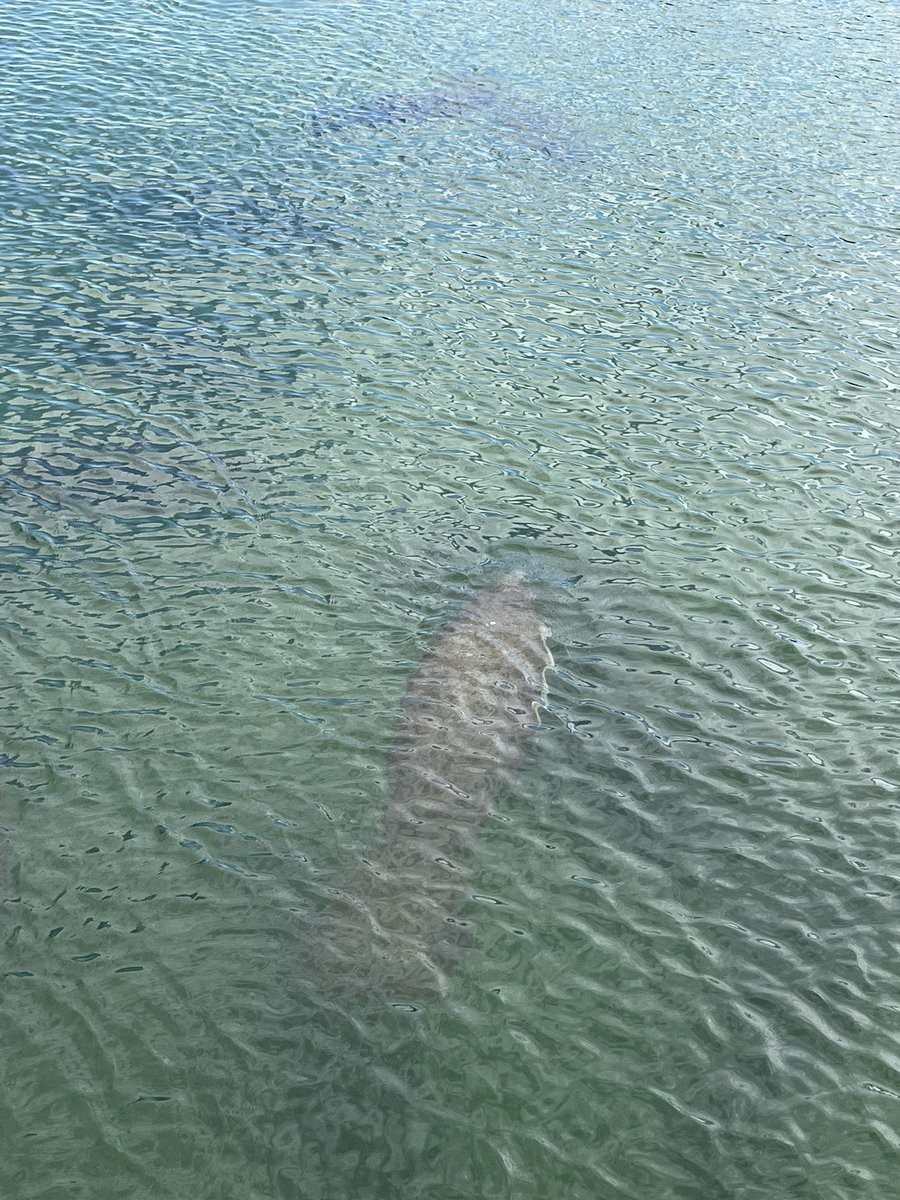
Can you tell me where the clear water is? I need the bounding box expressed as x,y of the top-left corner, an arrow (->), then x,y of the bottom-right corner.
2,1 -> 898,1197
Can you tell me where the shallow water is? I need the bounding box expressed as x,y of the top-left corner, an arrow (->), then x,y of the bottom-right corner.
2,1 -> 899,1197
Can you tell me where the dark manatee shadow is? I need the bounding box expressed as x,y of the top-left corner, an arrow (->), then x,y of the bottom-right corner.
0,427 -> 253,528
307,78 -> 589,166
60,81 -> 585,259
307,81 -> 503,136
0,757 -> 12,903
315,573 -> 552,1008
75,178 -> 350,252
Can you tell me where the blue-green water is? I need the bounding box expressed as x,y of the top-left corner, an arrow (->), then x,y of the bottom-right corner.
2,1 -> 899,1197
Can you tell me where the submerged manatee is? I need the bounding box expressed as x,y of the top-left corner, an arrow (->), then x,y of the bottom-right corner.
307,83 -> 501,137
307,80 -> 586,164
0,431 -> 249,527
320,573 -> 552,1004
78,179 -> 342,250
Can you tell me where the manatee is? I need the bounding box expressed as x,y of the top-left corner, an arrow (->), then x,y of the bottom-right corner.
74,179 -> 340,250
306,82 -> 501,137
307,80 -> 587,166
318,572 -> 552,1004
0,757 -> 13,904
0,431 -> 248,526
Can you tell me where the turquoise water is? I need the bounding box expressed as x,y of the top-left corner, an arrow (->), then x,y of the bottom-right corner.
2,0 -> 899,1196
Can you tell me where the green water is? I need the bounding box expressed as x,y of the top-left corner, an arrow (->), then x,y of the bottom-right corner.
2,1 -> 898,1197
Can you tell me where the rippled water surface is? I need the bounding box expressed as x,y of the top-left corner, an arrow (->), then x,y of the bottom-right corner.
2,1 -> 899,1197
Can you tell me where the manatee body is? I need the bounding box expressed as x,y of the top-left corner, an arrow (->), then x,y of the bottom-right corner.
306,83 -> 500,138
80,180 -> 337,250
0,433 -> 244,525
384,571 -> 551,871
320,573 -> 552,1003
308,81 -> 587,167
